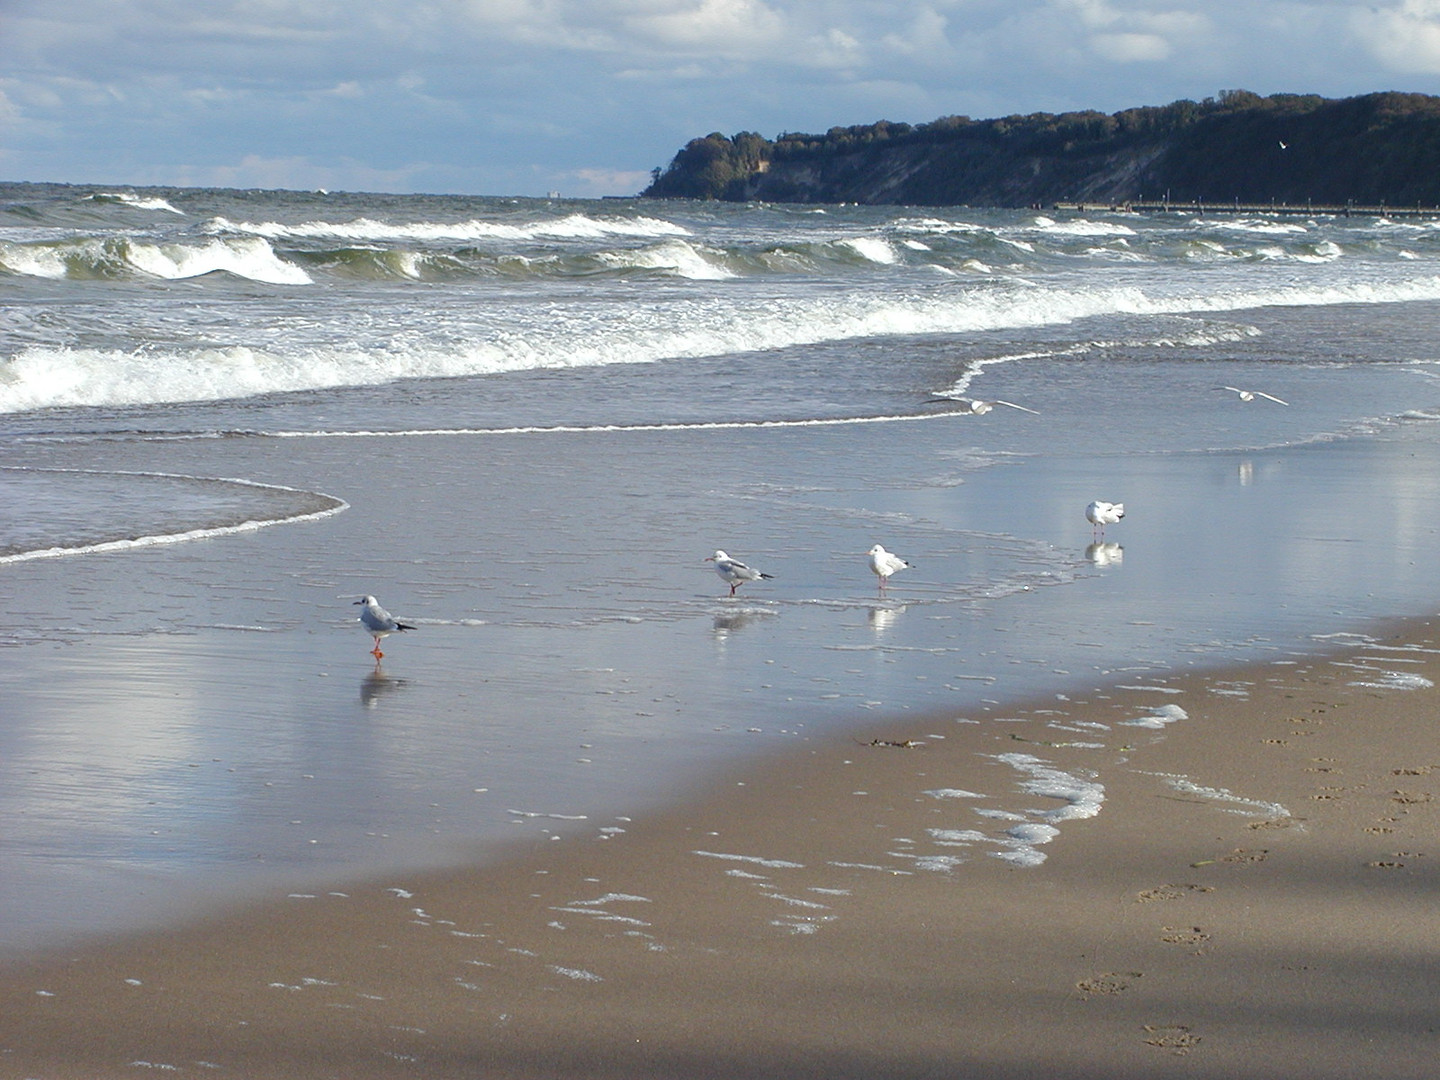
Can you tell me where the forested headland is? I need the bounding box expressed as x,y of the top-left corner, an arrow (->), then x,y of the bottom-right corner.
640,90 -> 1440,208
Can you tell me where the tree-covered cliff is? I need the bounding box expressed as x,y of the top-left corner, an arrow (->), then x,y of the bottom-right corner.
641,91 -> 1440,207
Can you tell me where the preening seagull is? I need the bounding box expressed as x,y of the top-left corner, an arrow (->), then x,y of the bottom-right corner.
1086,501 -> 1125,539
866,544 -> 912,592
928,396 -> 1039,415
1218,385 -> 1288,405
705,550 -> 773,596
354,594 -> 414,658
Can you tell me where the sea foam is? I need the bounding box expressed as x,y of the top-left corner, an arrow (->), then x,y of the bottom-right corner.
209,213 -> 690,244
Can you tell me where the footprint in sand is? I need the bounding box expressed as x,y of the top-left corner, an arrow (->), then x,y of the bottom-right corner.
1143,1024 -> 1201,1054
1076,971 -> 1143,995
1137,884 -> 1214,903
1159,926 -> 1211,949
1390,790 -> 1434,805
1247,817 -> 1297,832
1219,848 -> 1268,865
1188,848 -> 1268,868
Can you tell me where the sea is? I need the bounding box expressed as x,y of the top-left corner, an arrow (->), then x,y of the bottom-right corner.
3,181 -> 1440,950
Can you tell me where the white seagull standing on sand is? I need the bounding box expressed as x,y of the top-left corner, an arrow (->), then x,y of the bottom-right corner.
1218,385 -> 1288,405
1086,500 -> 1125,539
705,550 -> 773,596
354,594 -> 414,658
866,544 -> 912,592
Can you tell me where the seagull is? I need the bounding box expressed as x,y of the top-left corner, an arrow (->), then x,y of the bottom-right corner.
866,544 -> 912,592
928,396 -> 1039,415
705,550 -> 773,596
1218,385 -> 1288,405
354,595 -> 414,658
1086,501 -> 1124,539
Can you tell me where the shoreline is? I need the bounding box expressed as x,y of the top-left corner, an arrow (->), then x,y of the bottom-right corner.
4,615 -> 1439,1078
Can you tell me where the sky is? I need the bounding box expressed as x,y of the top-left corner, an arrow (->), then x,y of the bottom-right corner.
3,0 -> 1440,198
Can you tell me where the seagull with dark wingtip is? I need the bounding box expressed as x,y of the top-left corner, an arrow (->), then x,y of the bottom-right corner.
866,544 -> 912,592
705,550 -> 774,596
354,594 -> 414,658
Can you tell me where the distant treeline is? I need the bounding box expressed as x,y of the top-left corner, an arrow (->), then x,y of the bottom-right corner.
641,90 -> 1440,208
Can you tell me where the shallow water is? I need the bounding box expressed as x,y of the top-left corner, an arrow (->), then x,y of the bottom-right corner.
4,186 -> 1440,950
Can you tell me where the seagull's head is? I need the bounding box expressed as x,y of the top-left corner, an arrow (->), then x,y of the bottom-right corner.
354,595 -> 377,606
706,551 -> 727,562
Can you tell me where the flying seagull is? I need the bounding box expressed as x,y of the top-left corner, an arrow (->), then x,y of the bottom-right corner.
705,550 -> 774,596
1086,501 -> 1124,539
866,544 -> 912,592
1218,385 -> 1288,405
354,594 -> 414,658
928,395 -> 1039,415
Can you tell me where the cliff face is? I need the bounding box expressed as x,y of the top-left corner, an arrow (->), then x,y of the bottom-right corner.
642,91 -> 1440,207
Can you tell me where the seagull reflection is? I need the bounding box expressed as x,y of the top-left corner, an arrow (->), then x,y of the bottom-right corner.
361,666 -> 409,708
713,610 -> 765,637
868,604 -> 908,633
1085,542 -> 1124,567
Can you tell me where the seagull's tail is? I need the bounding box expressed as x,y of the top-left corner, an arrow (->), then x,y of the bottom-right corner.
760,572 -> 775,580
396,621 -> 416,632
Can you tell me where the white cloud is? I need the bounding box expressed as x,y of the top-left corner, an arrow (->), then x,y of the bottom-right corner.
624,0 -> 788,50
880,7 -> 953,59
1090,31 -> 1171,62
1047,0 -> 1208,64
1353,0 -> 1440,74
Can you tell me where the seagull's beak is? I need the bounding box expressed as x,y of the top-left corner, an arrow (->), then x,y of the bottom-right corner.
352,598 -> 363,605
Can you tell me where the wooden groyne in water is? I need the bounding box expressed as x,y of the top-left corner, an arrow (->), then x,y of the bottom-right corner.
1054,199 -> 1440,219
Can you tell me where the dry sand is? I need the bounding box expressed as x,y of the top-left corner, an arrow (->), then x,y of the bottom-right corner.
3,619 -> 1440,1079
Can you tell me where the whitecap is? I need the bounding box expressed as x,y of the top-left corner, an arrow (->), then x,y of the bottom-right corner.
210,213 -> 690,244
1027,217 -> 1137,238
124,237 -> 311,284
837,236 -> 898,264
595,239 -> 734,279
88,192 -> 185,215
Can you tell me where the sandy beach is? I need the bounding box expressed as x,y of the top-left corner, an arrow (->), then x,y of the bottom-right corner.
3,616 -> 1438,1079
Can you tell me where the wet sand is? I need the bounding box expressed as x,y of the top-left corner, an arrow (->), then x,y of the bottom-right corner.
3,618 -> 1438,1079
